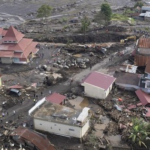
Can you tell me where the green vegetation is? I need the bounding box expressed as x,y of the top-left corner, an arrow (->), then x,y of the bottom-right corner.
134,1 -> 144,8
81,16 -> 90,43
101,3 -> 112,21
37,4 -> 52,18
129,118 -> 150,148
123,8 -> 135,15
94,3 -> 112,25
111,13 -> 135,25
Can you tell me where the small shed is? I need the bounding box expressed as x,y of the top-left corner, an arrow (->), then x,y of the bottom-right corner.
46,92 -> 66,105
135,89 -> 150,106
81,71 -> 116,99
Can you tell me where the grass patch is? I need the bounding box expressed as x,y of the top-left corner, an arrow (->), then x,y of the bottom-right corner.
111,13 -> 135,25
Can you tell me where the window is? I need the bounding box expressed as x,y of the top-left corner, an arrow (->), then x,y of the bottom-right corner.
69,129 -> 74,131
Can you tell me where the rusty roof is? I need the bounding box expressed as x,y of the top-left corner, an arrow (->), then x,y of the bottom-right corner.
138,38 -> 150,48
46,92 -> 66,104
134,54 -> 150,66
11,127 -> 56,150
135,89 -> 150,106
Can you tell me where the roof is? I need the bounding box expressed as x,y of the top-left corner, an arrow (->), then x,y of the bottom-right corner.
145,11 -> 150,17
135,89 -> 150,106
0,51 -> 14,57
32,101 -> 91,127
82,71 -> 116,90
134,54 -> 150,66
46,92 -> 66,104
114,72 -> 141,86
142,6 -> 150,10
2,26 -> 24,42
138,38 -> 150,49
0,38 -> 32,51
11,127 -> 56,150
145,60 -> 150,74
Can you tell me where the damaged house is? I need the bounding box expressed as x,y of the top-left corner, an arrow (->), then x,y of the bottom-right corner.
134,37 -> 150,66
0,26 -> 38,64
11,126 -> 56,150
81,71 -> 116,99
29,99 -> 91,138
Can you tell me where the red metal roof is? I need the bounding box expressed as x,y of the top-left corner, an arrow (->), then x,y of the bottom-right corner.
46,92 -> 66,104
11,127 -> 56,150
82,71 -> 116,90
135,89 -> 150,106
2,26 -> 24,42
0,51 -> 14,57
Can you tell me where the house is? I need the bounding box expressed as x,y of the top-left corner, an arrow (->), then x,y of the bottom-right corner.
46,92 -> 66,105
135,89 -> 150,106
119,64 -> 137,74
139,74 -> 150,93
114,72 -> 141,91
0,26 -> 38,64
134,37 -> 150,66
81,71 -> 116,99
141,6 -> 150,13
29,100 -> 91,138
11,126 -> 56,150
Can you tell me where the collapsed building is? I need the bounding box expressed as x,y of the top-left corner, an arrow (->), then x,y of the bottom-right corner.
0,26 -> 38,64
11,126 -> 56,150
29,98 -> 91,138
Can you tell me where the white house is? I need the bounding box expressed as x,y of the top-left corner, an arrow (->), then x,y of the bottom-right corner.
81,71 -> 116,99
29,100 -> 91,138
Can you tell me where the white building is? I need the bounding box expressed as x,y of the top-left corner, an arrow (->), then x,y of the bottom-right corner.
81,71 -> 116,99
29,99 -> 91,138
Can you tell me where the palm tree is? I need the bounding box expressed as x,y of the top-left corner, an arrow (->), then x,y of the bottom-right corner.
129,118 -> 150,148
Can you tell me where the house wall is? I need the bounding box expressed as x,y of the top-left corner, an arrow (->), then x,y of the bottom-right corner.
105,83 -> 113,97
83,83 -> 106,99
33,119 -> 90,138
1,57 -> 12,64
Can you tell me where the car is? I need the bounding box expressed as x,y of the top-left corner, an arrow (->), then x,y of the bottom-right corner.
9,89 -> 21,96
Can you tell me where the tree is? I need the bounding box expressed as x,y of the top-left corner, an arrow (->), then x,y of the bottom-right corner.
37,4 -> 52,18
81,16 -> 90,43
101,3 -> 112,22
134,1 -> 144,8
129,118 -> 150,148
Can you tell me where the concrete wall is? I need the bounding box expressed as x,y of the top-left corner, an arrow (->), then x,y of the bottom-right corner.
1,57 -> 12,64
33,119 -> 90,138
83,83 -> 106,99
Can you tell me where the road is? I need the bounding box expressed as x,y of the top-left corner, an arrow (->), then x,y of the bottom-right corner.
1,44 -> 134,125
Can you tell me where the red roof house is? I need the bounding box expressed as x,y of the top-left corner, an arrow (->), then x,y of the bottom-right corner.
135,89 -> 150,106
46,92 -> 66,105
0,26 -> 38,64
81,71 -> 116,99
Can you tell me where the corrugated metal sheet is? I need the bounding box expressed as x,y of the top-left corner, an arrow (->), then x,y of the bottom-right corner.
134,54 -> 150,66
135,89 -> 150,106
11,127 -> 56,150
138,38 -> 150,48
